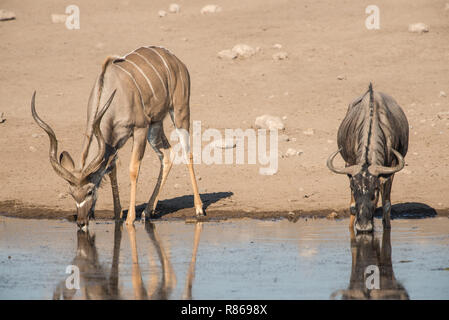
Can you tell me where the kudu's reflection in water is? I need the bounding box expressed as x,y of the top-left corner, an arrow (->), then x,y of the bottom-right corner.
331,229 -> 409,300
53,221 -> 203,300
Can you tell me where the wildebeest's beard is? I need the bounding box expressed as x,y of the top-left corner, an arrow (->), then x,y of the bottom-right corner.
350,169 -> 380,233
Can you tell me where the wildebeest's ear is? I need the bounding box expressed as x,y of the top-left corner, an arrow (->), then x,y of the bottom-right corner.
60,151 -> 75,172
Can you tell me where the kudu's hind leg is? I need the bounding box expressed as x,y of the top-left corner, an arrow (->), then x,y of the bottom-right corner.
381,175 -> 394,229
109,165 -> 123,220
142,122 -> 173,220
125,128 -> 148,225
169,109 -> 204,216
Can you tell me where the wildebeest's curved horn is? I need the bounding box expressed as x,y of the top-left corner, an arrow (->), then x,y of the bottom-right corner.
326,148 -> 361,176
31,91 -> 79,185
368,149 -> 405,176
81,90 -> 116,180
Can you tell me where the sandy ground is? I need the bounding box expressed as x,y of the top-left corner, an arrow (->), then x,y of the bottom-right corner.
1,0 -> 449,219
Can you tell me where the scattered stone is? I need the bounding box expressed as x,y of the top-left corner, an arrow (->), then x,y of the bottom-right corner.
337,74 -> 346,80
169,3 -> 180,13
58,193 -> 67,200
437,111 -> 449,120
440,91 -> 447,97
255,115 -> 285,130
231,44 -> 257,58
408,23 -> 429,33
210,138 -> 236,149
217,49 -> 237,60
272,51 -> 288,61
201,4 -> 222,14
158,10 -> 167,17
326,212 -> 339,219
0,9 -> 15,21
280,134 -> 290,142
282,115 -> 287,120
327,139 -> 334,144
31,133 -> 43,138
0,112 -> 5,123
29,146 -> 37,152
303,128 -> 315,136
272,43 -> 282,49
285,148 -> 303,157
259,168 -> 277,175
51,14 -> 67,24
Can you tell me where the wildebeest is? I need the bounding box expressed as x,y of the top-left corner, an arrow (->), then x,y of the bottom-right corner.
327,84 -> 409,232
31,46 -> 204,229
330,229 -> 409,300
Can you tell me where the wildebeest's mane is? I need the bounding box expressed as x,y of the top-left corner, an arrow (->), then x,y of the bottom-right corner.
338,91 -> 393,166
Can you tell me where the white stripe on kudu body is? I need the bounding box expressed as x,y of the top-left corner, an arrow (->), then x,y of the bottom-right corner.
113,63 -> 146,111
122,58 -> 158,100
131,51 -> 167,96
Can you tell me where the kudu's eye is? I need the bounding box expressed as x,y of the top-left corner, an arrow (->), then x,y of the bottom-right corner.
87,190 -> 93,197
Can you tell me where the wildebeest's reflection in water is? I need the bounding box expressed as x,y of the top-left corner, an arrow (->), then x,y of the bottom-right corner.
331,229 -> 409,300
53,221 -> 203,300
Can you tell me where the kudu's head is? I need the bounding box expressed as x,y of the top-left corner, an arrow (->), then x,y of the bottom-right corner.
327,148 -> 405,232
31,90 -> 116,230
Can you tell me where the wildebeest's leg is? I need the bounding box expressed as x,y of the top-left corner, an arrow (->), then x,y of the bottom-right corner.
170,107 -> 204,216
349,189 -> 356,229
125,128 -> 148,225
381,175 -> 394,229
109,165 -> 123,220
143,122 -> 173,220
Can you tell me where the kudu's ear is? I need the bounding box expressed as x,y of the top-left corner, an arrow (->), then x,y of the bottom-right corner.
59,151 -> 75,172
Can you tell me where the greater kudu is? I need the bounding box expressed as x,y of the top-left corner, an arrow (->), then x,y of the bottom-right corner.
32,46 -> 204,229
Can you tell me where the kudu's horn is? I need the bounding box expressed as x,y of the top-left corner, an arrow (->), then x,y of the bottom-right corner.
326,148 -> 362,176
368,148 -> 405,176
81,90 -> 117,180
31,91 -> 79,185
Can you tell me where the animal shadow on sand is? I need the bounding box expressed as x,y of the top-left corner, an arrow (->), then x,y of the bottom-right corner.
122,191 -> 233,219
374,202 -> 437,220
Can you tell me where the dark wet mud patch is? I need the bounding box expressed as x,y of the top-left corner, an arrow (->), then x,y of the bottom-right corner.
1,200 -> 447,223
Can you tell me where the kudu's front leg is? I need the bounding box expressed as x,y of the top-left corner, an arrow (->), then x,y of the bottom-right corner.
109,165 -> 123,220
381,175 -> 394,230
126,128 -> 148,225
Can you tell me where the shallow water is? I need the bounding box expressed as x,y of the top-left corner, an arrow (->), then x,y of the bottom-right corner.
0,216 -> 448,299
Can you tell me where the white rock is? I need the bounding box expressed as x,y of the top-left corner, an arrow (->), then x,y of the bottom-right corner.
0,9 -> 15,21
158,10 -> 167,17
272,43 -> 282,49
255,115 -> 285,130
440,91 -> 447,97
337,74 -> 346,80
408,23 -> 429,33
210,139 -> 236,149
232,44 -> 256,58
285,148 -> 303,157
169,4 -> 180,13
29,146 -> 37,152
282,115 -> 287,120
272,51 -> 288,61
201,4 -> 222,14
217,49 -> 237,60
303,128 -> 315,136
51,14 -> 67,23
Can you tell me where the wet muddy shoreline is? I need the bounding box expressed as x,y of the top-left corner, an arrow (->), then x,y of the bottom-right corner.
1,200 -> 446,222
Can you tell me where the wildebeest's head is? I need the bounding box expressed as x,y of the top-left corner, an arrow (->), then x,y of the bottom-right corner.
327,148 -> 405,232
30,90 -> 116,230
